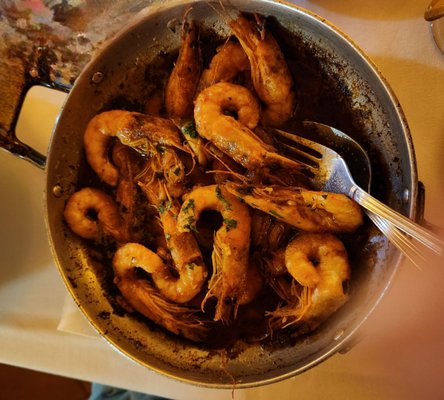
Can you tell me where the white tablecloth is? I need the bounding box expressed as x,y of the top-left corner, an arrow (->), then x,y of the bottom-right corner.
1,1 -> 443,399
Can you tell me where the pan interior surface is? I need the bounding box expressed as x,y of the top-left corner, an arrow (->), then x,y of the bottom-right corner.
45,0 -> 415,388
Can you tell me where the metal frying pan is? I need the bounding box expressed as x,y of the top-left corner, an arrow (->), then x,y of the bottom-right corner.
3,0 -> 418,388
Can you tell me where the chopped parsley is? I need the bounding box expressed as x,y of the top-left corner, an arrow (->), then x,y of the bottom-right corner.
182,122 -> 199,139
223,218 -> 238,231
182,199 -> 195,214
158,199 -> 172,214
184,216 -> 199,233
269,209 -> 284,219
187,262 -> 196,270
216,186 -> 232,210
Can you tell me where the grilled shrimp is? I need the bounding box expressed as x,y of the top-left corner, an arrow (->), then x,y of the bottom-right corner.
156,201 -> 208,303
197,41 -> 250,93
225,182 -> 364,233
113,234 -> 206,304
136,160 -> 208,303
230,14 -> 296,127
194,82 -> 301,172
165,11 -> 201,119
64,187 -> 128,243
83,110 -> 188,186
113,243 -> 208,342
269,233 -> 350,330
177,184 -> 251,323
111,141 -> 146,241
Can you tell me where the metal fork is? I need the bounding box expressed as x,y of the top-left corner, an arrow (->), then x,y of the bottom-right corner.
273,128 -> 443,258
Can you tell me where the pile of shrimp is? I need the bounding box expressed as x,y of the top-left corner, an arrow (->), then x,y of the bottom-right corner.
63,10 -> 364,344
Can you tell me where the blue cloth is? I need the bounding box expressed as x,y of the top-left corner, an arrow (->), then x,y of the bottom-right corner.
89,383 -> 170,400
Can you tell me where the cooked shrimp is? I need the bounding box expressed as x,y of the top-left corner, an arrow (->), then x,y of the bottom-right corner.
269,233 -> 350,330
113,244 -> 208,342
165,12 -> 201,119
197,41 -> 250,93
156,201 -> 208,303
64,187 -> 128,243
177,184 -> 251,323
225,182 -> 364,233
194,82 -> 302,172
230,14 -> 296,127
113,236 -> 206,304
84,110 -> 187,186
112,141 -> 145,241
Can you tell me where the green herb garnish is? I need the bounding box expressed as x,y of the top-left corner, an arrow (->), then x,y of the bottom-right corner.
182,199 -> 195,214
269,209 -> 284,219
158,199 -> 172,214
223,218 -> 238,231
182,122 -> 199,139
216,186 -> 232,210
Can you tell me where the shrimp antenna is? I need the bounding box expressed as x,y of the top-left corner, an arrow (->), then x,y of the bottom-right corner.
202,143 -> 247,183
205,0 -> 238,26
134,160 -> 153,183
206,169 -> 247,183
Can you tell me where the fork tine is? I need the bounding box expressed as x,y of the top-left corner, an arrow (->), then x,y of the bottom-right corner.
276,142 -> 319,173
273,128 -> 326,156
272,128 -> 325,170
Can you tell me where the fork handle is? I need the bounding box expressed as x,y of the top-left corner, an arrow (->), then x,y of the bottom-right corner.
350,186 -> 443,254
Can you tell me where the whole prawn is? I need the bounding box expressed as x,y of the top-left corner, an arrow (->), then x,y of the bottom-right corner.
230,14 -> 296,127
113,243 -> 208,342
269,233 -> 350,331
64,187 -> 129,244
111,141 -> 146,242
136,161 -> 208,304
165,9 -> 201,119
83,110 -> 189,186
225,182 -> 364,233
177,184 -> 252,323
194,82 -> 302,173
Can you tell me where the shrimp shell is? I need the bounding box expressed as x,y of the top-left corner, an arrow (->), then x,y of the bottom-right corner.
225,182 -> 364,233
177,184 -> 251,323
84,110 -> 186,186
194,82 -> 302,172
63,187 -> 129,243
269,233 -> 350,330
230,14 -> 296,127
113,249 -> 208,342
165,12 -> 201,119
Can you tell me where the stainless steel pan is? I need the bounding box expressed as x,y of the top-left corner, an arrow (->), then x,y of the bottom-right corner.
0,0 -> 419,388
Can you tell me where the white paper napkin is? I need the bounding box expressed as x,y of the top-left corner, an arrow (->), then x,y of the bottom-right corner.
57,294 -> 100,338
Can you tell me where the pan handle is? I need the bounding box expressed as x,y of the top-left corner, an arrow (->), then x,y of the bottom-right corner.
0,83 -> 69,170
0,50 -> 71,170
0,127 -> 47,169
